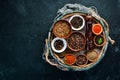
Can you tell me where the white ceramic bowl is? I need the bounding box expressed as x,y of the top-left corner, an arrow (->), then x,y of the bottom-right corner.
51,37 -> 67,53
69,15 -> 85,31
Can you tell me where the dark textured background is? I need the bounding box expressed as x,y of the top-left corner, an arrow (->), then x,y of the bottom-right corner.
0,0 -> 120,80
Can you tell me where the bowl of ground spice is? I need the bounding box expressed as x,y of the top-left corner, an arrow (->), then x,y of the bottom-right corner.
64,54 -> 76,65
69,15 -> 85,31
67,32 -> 86,51
92,24 -> 103,35
86,50 -> 99,62
51,37 -> 67,53
52,20 -> 72,38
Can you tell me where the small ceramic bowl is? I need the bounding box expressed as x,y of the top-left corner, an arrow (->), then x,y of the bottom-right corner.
92,24 -> 103,35
93,35 -> 106,47
64,54 -> 76,65
69,14 -> 85,31
76,54 -> 88,66
67,31 -> 86,51
86,50 -> 99,62
51,37 -> 67,53
52,20 -> 72,38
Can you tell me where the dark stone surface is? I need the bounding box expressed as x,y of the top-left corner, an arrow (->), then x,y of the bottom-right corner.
0,0 -> 120,80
